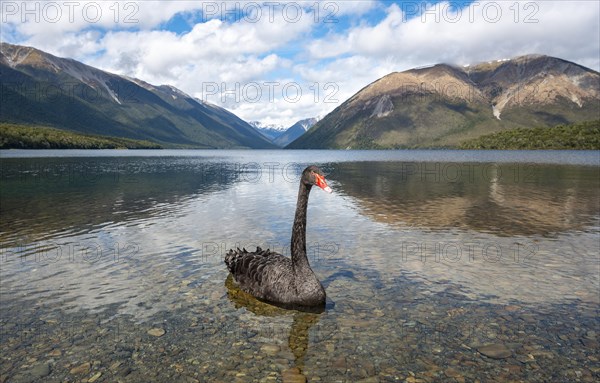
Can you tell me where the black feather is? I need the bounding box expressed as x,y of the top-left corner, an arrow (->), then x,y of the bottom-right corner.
225,166 -> 329,307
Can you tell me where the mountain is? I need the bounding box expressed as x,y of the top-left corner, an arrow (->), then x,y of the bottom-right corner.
249,118 -> 319,147
274,117 -> 319,147
0,43 -> 275,148
249,121 -> 287,141
287,55 -> 600,149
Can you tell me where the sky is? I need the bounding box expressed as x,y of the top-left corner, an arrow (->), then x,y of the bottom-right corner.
2,0 -> 599,127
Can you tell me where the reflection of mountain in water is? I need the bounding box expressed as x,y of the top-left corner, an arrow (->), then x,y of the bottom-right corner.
333,162 -> 599,236
0,158 -> 241,245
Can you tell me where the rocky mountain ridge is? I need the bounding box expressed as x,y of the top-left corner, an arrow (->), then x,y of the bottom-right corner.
0,43 -> 275,148
288,55 -> 599,149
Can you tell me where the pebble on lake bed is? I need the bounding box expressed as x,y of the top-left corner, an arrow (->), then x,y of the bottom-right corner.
147,328 -> 166,337
30,363 -> 51,379
88,371 -> 102,382
477,343 -> 512,359
281,367 -> 306,383
69,362 -> 91,375
260,344 -> 280,355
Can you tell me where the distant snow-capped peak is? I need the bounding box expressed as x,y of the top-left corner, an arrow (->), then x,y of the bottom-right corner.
297,117 -> 320,131
249,121 -> 287,132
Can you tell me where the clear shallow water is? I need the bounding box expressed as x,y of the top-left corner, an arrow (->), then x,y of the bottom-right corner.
1,150 -> 599,382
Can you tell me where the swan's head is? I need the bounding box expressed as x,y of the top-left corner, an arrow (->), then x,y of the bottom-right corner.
303,166 -> 332,193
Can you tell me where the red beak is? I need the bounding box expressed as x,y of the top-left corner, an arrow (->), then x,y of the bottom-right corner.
314,173 -> 332,193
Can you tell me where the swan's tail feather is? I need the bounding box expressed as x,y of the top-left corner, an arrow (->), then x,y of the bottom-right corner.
225,248 -> 240,273
225,246 -> 272,274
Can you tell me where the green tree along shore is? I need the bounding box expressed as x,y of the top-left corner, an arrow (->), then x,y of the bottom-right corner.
1,121 -> 598,150
460,120 -> 600,150
0,123 -> 162,149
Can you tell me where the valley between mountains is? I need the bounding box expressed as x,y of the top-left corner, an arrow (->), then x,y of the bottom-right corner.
1,43 -> 598,149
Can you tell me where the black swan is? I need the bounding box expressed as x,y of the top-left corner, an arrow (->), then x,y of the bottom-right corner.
225,165 -> 332,308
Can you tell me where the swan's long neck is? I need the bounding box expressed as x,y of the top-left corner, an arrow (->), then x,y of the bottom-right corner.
291,181 -> 311,271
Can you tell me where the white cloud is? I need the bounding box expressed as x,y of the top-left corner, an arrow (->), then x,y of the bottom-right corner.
2,0 -> 599,127
307,1 -> 600,70
76,4 -> 313,85
295,0 -> 600,126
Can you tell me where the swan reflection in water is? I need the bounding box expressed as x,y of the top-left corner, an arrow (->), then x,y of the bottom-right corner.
224,274 -> 324,377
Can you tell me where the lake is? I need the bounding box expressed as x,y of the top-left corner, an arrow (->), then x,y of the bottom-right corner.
1,150 -> 599,382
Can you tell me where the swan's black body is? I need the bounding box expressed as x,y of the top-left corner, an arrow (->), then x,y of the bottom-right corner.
225,166 -> 330,308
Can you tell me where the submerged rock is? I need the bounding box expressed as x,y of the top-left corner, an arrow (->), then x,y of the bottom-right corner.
260,344 -> 280,356
30,363 -> 51,379
69,362 -> 91,375
282,367 -> 306,383
88,371 -> 102,382
148,328 -> 166,337
477,343 -> 512,359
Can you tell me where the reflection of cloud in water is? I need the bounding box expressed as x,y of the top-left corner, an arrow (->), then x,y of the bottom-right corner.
0,168 -> 337,323
320,162 -> 599,306
1,158 -> 598,327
